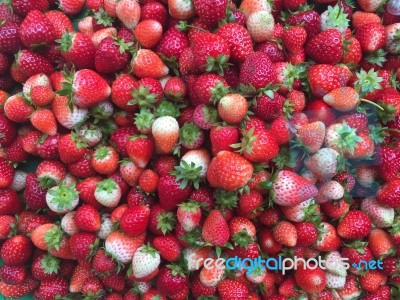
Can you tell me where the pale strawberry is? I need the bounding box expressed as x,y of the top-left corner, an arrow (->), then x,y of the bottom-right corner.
105,231 -> 145,264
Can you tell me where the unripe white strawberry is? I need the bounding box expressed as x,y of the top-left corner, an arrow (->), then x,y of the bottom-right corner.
304,148 -> 340,179
246,11 -> 274,42
326,272 -> 346,289
98,214 -> 116,239
10,170 -> 27,192
361,197 -> 394,228
132,245 -> 161,279
315,181 -> 344,203
325,251 -> 347,277
61,211 -> 80,236
46,183 -> 79,213
94,178 -> 121,208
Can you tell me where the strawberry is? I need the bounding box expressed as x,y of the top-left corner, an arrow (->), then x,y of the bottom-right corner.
36,160 -> 66,188
270,170 -> 318,206
377,146 -> 400,182
201,209 -> 229,246
179,122 -> 205,150
297,121 -> 326,153
0,275 -> 38,299
92,249 -> 118,274
356,23 -> 387,53
369,228 -> 395,258
342,37 -> 362,64
125,135 -> 154,169
46,183 -> 79,214
120,205 -> 150,236
131,49 -> 169,79
0,21 -> 22,54
74,204 -> 101,232
91,146 -> 119,175
116,0 -> 141,29
156,265 -> 189,298
218,279 -> 249,300
352,11 -> 381,29
82,277 -> 104,298
30,108 -> 57,136
314,222 -> 341,251
193,0 -> 228,28
105,231 -> 145,264
59,68 -> 111,108
157,173 -> 192,211
95,37 -> 131,74
246,11 -> 275,42
323,87 -> 360,112
305,29 -> 343,64
295,267 -> 327,294
0,235 -> 32,266
207,151 -> 253,191
217,23 -> 253,63
0,157 -> 14,189
0,114 -> 16,147
152,116 -> 180,154
95,178 -> 122,208
30,85 -> 55,106
253,92 -> 285,121
240,52 -> 275,89
360,270 -> 387,293
376,179 -> 400,208
19,10 -> 56,48
210,125 -> 239,155
282,26 -> 307,54
34,276 -> 69,300
273,221 -> 297,247
0,265 -> 27,285
16,49 -> 53,77
0,188 -> 23,215
52,95 -> 88,129
308,64 -> 351,97
192,73 -> 229,106
153,235 -> 181,262
177,201 -> 201,232
131,244 -> 160,279
337,210 -> 371,239
218,94 -> 248,124
69,232 -> 98,261
135,20 -> 163,48
140,2 -> 167,26
385,23 -> 400,54
44,10 -> 73,39
58,0 -> 85,14
58,32 -> 96,69
31,253 -> 60,281
4,94 -> 33,123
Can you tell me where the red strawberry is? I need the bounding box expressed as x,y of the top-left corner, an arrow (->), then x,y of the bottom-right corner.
74,204 -> 101,232
0,235 -> 32,266
0,275 -> 38,299
202,209 -> 229,246
0,265 -> 27,285
0,114 -> 16,147
282,26 -> 307,54
295,222 -> 318,246
355,23 -> 387,53
120,205 -> 150,236
125,135 -> 154,168
153,235 -> 182,262
158,174 -> 192,211
239,52 -> 275,89
306,29 -> 343,64
217,279 -> 249,300
337,210 -> 372,239
207,151 -> 253,191
193,0 -> 228,28
191,32 -> 230,75
156,27 -> 189,63
377,179 -> 400,208
69,232 -> 98,261
0,21 -> 21,54
58,32 -> 96,69
0,188 -> 23,215
287,9 -> 321,41
308,64 -> 351,97
273,221 -> 297,247
210,125 -> 239,155
4,94 -> 33,123
295,267 -> 327,294
34,276 -> 69,300
111,74 -> 138,111
253,91 -> 285,121
131,49 -> 169,79
95,37 -> 131,74
16,49 -> 53,77
0,157 -> 14,189
19,10 -> 56,48
156,265 -> 189,298
30,108 -> 57,136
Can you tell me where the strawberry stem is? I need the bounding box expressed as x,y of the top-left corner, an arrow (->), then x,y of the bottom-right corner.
360,99 -> 384,111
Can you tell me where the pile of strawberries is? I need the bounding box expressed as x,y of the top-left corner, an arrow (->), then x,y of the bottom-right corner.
1,0 -> 400,299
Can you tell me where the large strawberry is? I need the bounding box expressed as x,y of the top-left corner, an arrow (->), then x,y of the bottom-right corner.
239,51 -> 275,89
308,64 -> 351,97
18,10 -> 56,48
58,32 -> 96,69
193,0 -> 228,28
158,174 -> 192,211
57,69 -> 111,108
305,29 -> 343,64
377,179 -> 400,208
207,151 -> 254,191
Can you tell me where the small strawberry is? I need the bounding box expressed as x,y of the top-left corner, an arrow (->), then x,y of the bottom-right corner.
177,201 -> 202,232
239,52 -> 275,89
4,94 -> 34,123
246,11 -> 275,42
116,0 -> 141,29
216,23 -> 253,62
356,23 -> 387,53
131,244 -> 160,279
30,108 -> 57,136
282,26 -> 307,54
0,188 -> 23,215
46,183 -> 79,214
273,221 -> 297,247
51,95 -> 88,130
0,265 -> 27,285
125,135 -> 154,168
0,21 -> 22,54
361,197 -> 394,228
193,0 -> 228,28
337,210 -> 372,239
16,49 -> 53,77
135,19 -> 163,48
58,32 -> 96,69
0,275 -> 38,299
74,204 -> 101,232
218,279 -> 249,300
92,249 -> 118,274
152,116 -> 180,154
314,222 -> 341,252
95,37 -> 131,74
376,179 -> 400,208
91,146 -> 119,175
131,49 -> 169,79
34,276 -> 69,300
295,267 -> 327,294
153,235 -> 182,262
156,265 -> 189,298
308,64 -> 351,97
120,205 -> 150,236
19,10 -> 56,48
0,157 -> 14,189
0,235 -> 32,266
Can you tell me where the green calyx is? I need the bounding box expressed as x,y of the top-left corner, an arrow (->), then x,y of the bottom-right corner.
354,69 -> 383,95
56,32 -> 73,53
93,7 -> 114,28
282,63 -> 307,91
55,67 -> 75,111
171,160 -> 202,189
155,100 -> 182,118
40,254 -> 60,275
214,189 -> 238,210
113,36 -> 134,54
178,201 -> 201,212
205,54 -> 231,76
201,105 -> 219,124
232,229 -> 253,248
48,183 -> 78,211
129,84 -> 158,108
96,179 -> 118,193
156,211 -> 176,235
179,122 -> 202,146
44,226 -> 63,251
210,81 -> 230,105
134,108 -> 155,131
377,101 -> 397,124
94,146 -> 111,160
365,49 -> 387,67
333,122 -> 363,155
231,127 -> 257,155
167,264 -> 186,278
325,5 -> 349,32
140,244 -> 158,257
39,176 -> 58,189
